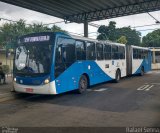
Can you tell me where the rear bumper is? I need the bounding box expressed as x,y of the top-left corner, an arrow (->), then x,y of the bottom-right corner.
13,81 -> 57,95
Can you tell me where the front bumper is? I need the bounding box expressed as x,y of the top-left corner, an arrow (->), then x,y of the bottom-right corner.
13,81 -> 57,95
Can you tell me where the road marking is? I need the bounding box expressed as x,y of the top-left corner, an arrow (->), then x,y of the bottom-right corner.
87,88 -> 108,92
137,85 -> 154,91
137,85 -> 148,90
145,85 -> 154,91
93,88 -> 108,92
142,85 -> 151,90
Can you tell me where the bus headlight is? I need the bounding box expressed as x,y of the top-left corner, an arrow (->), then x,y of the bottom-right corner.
44,78 -> 50,84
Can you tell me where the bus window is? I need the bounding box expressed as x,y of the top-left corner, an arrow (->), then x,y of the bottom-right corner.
112,45 -> 119,59
138,49 -> 143,59
155,51 -> 160,63
143,50 -> 148,59
133,48 -> 138,59
96,43 -> 103,60
76,41 -> 86,60
55,37 -> 76,77
119,46 -> 125,59
86,42 -> 96,60
104,43 -> 111,60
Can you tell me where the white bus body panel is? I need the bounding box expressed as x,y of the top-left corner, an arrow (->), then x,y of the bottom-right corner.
96,59 -> 127,79
132,59 -> 143,74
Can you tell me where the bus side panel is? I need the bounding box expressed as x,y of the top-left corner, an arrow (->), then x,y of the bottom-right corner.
132,59 -> 143,74
146,51 -> 152,72
95,60 -> 126,79
132,56 -> 152,75
54,61 -> 113,94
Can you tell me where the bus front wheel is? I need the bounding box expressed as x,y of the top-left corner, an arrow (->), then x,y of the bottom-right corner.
77,75 -> 88,94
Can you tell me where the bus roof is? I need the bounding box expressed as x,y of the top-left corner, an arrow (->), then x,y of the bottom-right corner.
19,32 -> 125,47
68,33 -> 125,46
131,45 -> 150,50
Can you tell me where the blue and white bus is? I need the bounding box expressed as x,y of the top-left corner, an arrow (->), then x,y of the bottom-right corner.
13,32 -> 151,94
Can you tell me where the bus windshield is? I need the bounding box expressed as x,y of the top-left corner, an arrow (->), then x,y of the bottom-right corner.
14,43 -> 53,76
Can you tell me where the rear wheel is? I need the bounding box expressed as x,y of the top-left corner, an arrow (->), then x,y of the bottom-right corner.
115,70 -> 121,83
140,67 -> 144,76
77,75 -> 88,94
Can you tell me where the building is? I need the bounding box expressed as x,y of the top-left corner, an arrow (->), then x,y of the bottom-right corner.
150,48 -> 160,70
0,49 -> 14,73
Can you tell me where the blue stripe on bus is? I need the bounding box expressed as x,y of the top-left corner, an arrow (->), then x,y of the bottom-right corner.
54,61 -> 113,94
15,61 -> 113,94
133,59 -> 151,75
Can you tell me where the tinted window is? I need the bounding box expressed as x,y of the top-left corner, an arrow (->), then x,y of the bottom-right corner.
144,50 -> 148,59
138,49 -> 143,59
55,37 -> 75,77
119,46 -> 125,59
86,42 -> 96,60
76,41 -> 86,60
56,37 -> 75,63
96,43 -> 103,60
155,51 -> 160,63
133,48 -> 138,59
104,43 -> 111,60
133,48 -> 145,59
112,45 -> 119,59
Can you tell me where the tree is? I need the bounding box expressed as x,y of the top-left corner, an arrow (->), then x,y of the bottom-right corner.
142,29 -> 160,47
117,36 -> 127,44
0,19 -> 65,48
97,21 -> 141,46
51,25 -> 66,32
116,27 -> 141,45
0,19 -> 29,48
97,21 -> 117,41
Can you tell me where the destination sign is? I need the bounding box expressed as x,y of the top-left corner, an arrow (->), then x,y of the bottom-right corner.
23,35 -> 50,43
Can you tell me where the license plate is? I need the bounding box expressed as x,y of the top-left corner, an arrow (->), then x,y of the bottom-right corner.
26,88 -> 33,93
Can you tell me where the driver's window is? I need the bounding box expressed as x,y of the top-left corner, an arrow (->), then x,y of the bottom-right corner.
55,37 -> 76,78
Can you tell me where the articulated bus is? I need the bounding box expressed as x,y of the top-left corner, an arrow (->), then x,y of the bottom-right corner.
13,32 -> 151,94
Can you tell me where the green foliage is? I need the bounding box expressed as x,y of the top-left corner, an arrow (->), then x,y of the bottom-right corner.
117,36 -> 127,44
97,21 -> 141,46
0,19 -> 65,48
116,27 -> 141,45
1,65 -> 10,74
142,29 -> 160,47
97,21 -> 116,41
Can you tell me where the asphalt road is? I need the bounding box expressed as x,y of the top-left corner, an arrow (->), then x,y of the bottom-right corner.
0,71 -> 160,128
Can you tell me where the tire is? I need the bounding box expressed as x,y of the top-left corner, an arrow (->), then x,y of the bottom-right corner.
77,75 -> 88,94
115,70 -> 121,83
140,67 -> 144,76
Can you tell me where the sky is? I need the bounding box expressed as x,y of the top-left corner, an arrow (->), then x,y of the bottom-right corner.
0,1 -> 160,39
